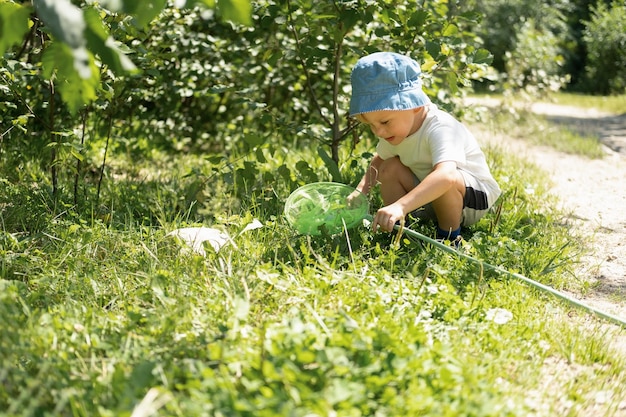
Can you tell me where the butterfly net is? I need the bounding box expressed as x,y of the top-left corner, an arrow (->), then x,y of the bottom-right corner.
284,182 -> 369,236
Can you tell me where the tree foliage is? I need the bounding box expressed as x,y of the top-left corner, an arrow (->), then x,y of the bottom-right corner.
470,0 -> 574,95
0,0 -> 250,114
0,0 -> 251,202
471,0 -> 626,95
582,1 -> 626,94
5,0 -> 621,221
504,18 -> 569,95
1,0 -> 492,211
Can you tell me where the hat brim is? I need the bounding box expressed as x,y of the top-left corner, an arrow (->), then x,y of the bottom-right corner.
349,88 -> 430,116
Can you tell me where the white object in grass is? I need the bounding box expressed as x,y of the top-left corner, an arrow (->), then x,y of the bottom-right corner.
167,219 -> 263,256
240,218 -> 263,234
167,227 -> 231,255
485,308 -> 513,324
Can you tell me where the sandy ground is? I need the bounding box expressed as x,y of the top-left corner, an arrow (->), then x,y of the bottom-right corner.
469,98 -> 626,353
517,103 -> 626,320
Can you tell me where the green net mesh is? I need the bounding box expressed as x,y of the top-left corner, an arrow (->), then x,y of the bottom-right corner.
284,182 -> 369,236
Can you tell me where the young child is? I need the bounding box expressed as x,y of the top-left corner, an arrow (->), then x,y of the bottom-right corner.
349,52 -> 501,242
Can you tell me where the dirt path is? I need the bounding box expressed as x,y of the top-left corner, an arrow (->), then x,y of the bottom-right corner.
508,136 -> 626,319
469,98 -> 626,339
517,103 -> 626,324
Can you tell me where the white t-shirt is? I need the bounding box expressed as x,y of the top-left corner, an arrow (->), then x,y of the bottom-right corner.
376,103 -> 501,206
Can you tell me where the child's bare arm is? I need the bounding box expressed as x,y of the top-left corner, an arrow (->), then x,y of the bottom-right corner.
372,161 -> 462,232
348,154 -> 383,206
356,154 -> 383,195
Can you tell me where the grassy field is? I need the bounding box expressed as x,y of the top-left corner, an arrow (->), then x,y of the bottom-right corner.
469,92 -> 626,115
550,92 -> 626,114
1,109 -> 626,416
468,91 -> 625,158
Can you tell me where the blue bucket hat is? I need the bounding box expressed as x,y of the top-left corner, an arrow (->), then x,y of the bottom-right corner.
349,52 -> 430,116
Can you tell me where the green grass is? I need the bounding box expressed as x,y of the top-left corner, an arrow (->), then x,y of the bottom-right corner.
1,117 -> 626,416
467,93 -> 610,159
483,110 -> 607,158
549,92 -> 626,114
469,91 -> 626,115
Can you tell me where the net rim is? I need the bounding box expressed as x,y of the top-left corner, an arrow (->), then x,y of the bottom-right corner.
284,182 -> 369,235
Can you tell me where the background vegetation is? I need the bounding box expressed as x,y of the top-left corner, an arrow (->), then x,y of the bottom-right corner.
1,0 -> 626,415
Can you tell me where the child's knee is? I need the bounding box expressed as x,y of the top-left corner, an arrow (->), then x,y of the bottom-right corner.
378,157 -> 404,182
431,186 -> 465,220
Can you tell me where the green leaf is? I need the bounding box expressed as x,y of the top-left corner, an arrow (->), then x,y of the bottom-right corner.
295,161 -> 319,183
243,133 -> 265,147
277,164 -> 293,184
70,149 -> 84,162
12,114 -> 30,126
83,7 -> 137,74
33,0 -> 83,48
339,8 -> 360,32
34,0 -> 93,79
460,11 -> 482,23
408,10 -> 429,27
446,71 -> 459,95
42,42 -> 99,114
472,48 -> 493,65
255,147 -> 266,163
217,0 -> 252,25
425,41 -> 441,60
130,360 -> 156,389
443,24 -> 458,37
205,155 -> 224,164
121,0 -> 167,27
318,147 -> 342,183
0,2 -> 32,57
421,57 -> 437,72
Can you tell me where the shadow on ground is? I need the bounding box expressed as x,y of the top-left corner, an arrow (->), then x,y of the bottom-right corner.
543,112 -> 626,154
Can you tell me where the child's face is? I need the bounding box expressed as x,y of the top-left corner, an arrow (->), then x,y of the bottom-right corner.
358,108 -> 424,145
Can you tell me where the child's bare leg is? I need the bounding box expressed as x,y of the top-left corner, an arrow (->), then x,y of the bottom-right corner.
378,156 -> 466,233
430,172 -> 465,233
377,157 -> 416,205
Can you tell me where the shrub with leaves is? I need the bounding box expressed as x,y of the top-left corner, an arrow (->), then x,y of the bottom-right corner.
582,1 -> 626,95
470,0 -> 573,94
504,19 -> 570,97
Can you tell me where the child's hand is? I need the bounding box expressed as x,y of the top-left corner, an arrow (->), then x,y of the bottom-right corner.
372,204 -> 405,233
347,189 -> 364,208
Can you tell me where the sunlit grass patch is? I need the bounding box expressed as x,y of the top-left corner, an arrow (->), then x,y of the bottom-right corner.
476,108 -> 607,159
1,113 -> 626,415
550,92 -> 626,115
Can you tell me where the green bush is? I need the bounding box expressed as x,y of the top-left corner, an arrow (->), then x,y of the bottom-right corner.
504,19 -> 570,96
582,1 -> 626,95
470,0 -> 572,94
